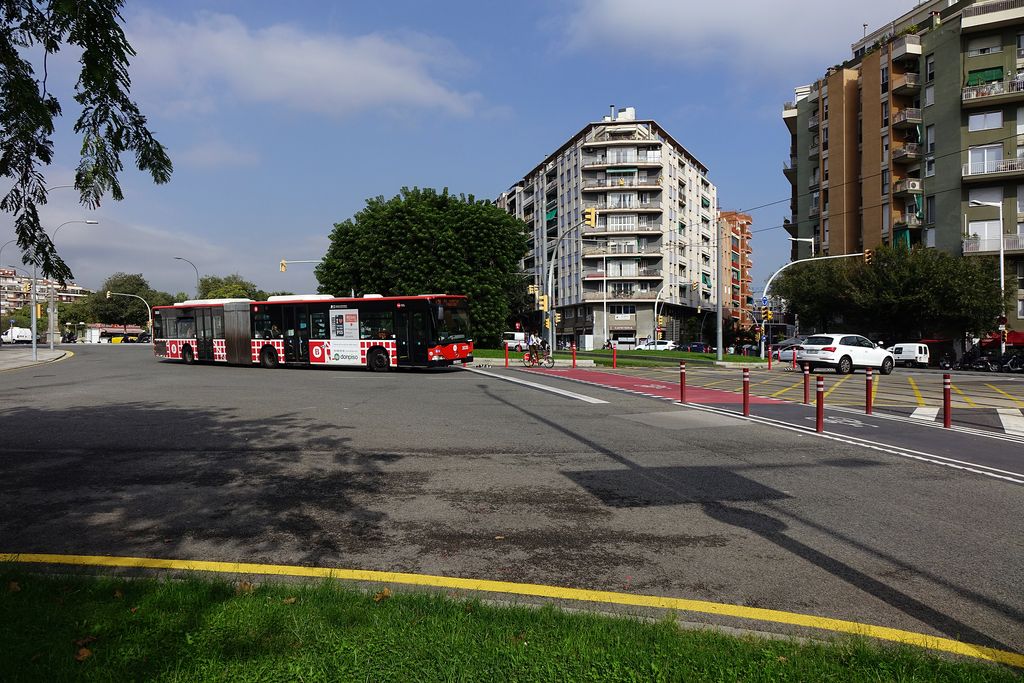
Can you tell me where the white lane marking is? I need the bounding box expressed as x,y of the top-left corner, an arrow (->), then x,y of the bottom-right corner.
676,401 -> 1024,485
910,407 -> 940,421
997,409 -> 1024,437
464,367 -> 608,404
828,404 -> 1024,444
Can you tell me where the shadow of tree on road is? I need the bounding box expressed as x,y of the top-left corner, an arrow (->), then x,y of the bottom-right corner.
0,401 -> 402,568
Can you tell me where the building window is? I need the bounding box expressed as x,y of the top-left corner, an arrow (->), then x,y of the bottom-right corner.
882,101 -> 889,127
967,35 -> 1002,57
926,125 -> 936,153
924,85 -> 935,107
925,54 -> 935,82
882,202 -> 890,233
970,186 -> 1002,205
881,169 -> 890,196
925,157 -> 935,177
881,65 -> 889,92
925,195 -> 936,224
1019,185 -> 1024,214
609,305 -> 635,315
882,134 -> 889,158
968,111 -> 1003,131
967,67 -> 1004,86
968,144 -> 1003,173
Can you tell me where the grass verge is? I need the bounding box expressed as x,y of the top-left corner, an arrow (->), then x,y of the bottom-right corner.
1,571 -> 1016,682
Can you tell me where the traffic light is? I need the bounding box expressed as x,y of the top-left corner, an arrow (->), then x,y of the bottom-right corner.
528,284 -> 538,296
657,315 -> 665,327
538,294 -> 549,311
761,306 -> 769,318
21,281 -> 30,293
279,259 -> 288,272
766,310 -> 774,321
106,290 -> 112,299
583,207 -> 597,228
555,311 -> 562,324
35,303 -> 43,318
863,249 -> 874,265
544,317 -> 550,329
691,281 -> 698,290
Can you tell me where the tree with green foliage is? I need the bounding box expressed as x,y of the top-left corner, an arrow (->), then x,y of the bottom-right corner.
0,0 -> 172,282
199,274 -> 269,300
774,246 -> 1006,340
88,272 -> 165,328
316,187 -> 530,345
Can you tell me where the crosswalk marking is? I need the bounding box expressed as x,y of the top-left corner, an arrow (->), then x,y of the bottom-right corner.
997,409 -> 1024,437
911,407 -> 940,421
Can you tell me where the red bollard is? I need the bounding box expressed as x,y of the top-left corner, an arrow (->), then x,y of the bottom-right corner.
767,345 -> 773,370
742,367 -> 750,416
504,343 -> 509,368
816,375 -> 825,432
612,345 -> 617,369
571,343 -> 577,369
803,364 -> 810,404
865,367 -> 873,415
791,351 -> 796,371
943,373 -> 952,428
679,361 -> 687,404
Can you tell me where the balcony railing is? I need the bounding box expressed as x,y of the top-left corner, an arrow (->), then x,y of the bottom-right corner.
963,0 -> 1024,18
809,204 -> 820,216
891,143 -> 921,161
584,200 -> 662,211
892,179 -> 924,194
809,145 -> 819,157
892,72 -> 920,91
892,108 -> 922,125
582,290 -> 659,301
963,234 -> 1024,252
808,115 -> 820,129
963,157 -> 1024,176
894,214 -> 922,228
962,76 -> 1024,101
581,177 -> 661,189
582,245 -> 661,256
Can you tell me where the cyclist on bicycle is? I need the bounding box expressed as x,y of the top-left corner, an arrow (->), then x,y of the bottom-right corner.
527,331 -> 541,365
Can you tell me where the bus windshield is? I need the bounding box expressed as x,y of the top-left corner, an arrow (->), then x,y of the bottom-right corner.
435,304 -> 471,343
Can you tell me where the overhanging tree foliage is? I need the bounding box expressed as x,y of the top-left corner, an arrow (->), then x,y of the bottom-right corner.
774,246 -> 1006,340
0,0 -> 172,282
316,187 -> 529,345
87,272 -> 172,328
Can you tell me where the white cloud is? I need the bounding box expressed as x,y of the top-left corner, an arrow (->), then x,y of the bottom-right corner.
127,12 -> 481,119
562,0 -> 920,74
176,139 -> 259,169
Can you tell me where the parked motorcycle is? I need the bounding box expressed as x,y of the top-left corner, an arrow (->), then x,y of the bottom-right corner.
968,355 -> 1000,372
1002,353 -> 1024,374
938,353 -> 954,370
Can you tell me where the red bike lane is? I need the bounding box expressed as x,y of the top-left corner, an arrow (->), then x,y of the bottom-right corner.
522,367 -> 778,405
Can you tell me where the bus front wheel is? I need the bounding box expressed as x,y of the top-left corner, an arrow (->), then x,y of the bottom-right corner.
182,345 -> 194,364
260,346 -> 279,369
368,348 -> 389,372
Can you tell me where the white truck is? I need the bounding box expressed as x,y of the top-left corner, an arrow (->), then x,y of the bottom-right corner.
1,326 -> 34,344
889,342 -> 930,368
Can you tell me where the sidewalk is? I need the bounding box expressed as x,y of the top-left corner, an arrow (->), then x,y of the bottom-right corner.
0,345 -> 67,371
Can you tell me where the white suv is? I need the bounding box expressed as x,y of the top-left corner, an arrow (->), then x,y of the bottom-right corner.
796,334 -> 894,375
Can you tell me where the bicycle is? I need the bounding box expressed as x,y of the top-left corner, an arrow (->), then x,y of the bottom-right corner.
522,349 -> 555,368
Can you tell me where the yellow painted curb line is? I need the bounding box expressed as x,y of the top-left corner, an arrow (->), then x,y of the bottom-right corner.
2,552 -> 1021,668
986,383 -> 1024,408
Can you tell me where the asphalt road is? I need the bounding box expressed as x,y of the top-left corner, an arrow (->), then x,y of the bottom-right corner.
1,344 -> 1022,653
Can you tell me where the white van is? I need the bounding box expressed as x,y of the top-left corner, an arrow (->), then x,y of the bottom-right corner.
502,331 -> 528,352
1,326 -> 33,344
890,342 -> 929,368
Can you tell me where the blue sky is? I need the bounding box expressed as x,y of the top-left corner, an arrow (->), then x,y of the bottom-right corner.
15,0 -> 906,297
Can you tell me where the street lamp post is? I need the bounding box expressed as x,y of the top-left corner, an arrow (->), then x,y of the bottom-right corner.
106,291 -> 153,344
49,220 -> 98,350
0,238 -> 16,331
787,237 -> 815,257
969,199 -> 1006,356
174,257 -> 201,298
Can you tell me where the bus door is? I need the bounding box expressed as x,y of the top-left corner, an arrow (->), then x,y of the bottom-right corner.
196,307 -> 215,361
407,309 -> 428,366
283,305 -> 310,363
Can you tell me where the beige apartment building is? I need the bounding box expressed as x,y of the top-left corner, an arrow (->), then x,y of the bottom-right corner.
498,107 -> 720,348
719,211 -> 755,329
784,0 -> 1024,337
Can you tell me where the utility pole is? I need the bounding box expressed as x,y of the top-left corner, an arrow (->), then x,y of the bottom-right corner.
715,219 -> 724,361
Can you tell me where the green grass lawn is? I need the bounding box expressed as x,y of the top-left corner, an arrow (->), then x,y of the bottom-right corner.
472,347 -> 766,366
1,572 -> 1016,682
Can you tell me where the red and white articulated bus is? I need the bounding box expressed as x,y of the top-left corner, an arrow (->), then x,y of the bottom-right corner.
153,294 -> 473,371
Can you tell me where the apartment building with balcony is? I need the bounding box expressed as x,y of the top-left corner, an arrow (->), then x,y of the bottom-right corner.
719,211 -> 755,329
0,267 -> 92,325
498,107 -> 718,347
783,0 -> 1024,334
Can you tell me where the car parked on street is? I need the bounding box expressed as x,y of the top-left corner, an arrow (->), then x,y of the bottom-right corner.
795,333 -> 895,375
687,342 -> 710,353
636,339 -> 678,351
772,345 -> 799,362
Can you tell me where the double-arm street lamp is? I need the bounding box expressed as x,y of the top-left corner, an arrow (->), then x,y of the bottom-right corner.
968,199 -> 1006,356
173,257 -> 200,298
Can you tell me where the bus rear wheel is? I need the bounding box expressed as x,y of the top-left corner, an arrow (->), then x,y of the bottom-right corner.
182,345 -> 194,364
368,348 -> 390,372
260,346 -> 279,369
